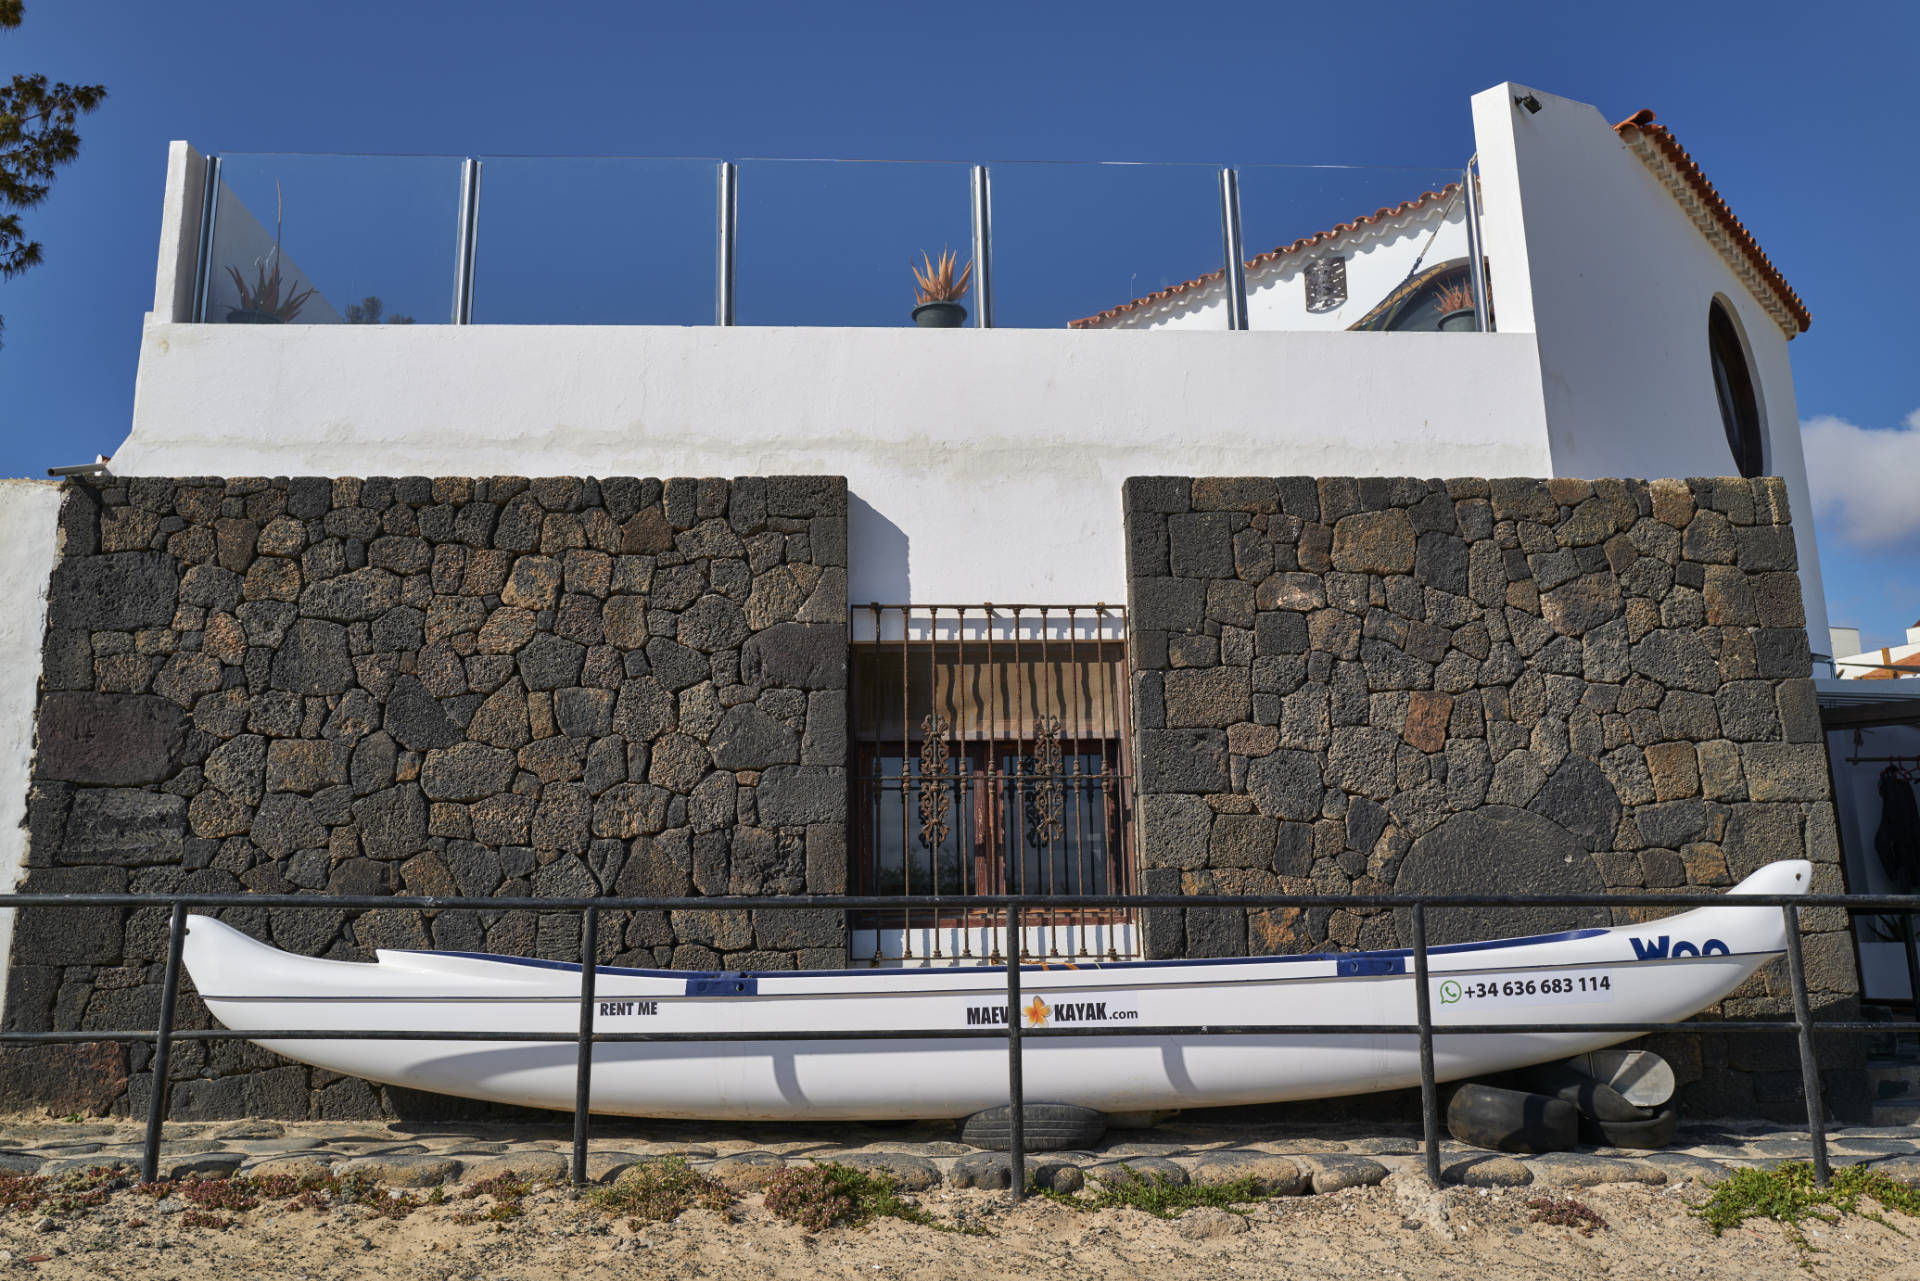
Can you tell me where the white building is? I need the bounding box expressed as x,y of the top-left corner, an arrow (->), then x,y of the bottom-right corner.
1834,620 -> 1920,680
102,82 -> 1824,633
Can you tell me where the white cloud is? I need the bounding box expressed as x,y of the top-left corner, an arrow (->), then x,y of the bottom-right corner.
1799,409 -> 1920,547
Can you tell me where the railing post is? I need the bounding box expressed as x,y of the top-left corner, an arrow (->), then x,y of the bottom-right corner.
571,906 -> 600,1189
141,902 -> 189,1184
716,162 -> 737,326
190,156 -> 221,324
1217,167 -> 1248,331
1782,904 -> 1830,1185
1005,903 -> 1025,1198
1462,158 -> 1491,333
1411,902 -> 1443,1187
454,157 -> 481,324
970,164 -> 993,329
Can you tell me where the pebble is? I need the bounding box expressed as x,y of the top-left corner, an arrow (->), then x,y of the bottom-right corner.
1084,1156 -> 1188,1187
1441,1155 -> 1533,1188
1639,1154 -> 1731,1184
1176,1207 -> 1249,1240
334,1154 -> 463,1187
244,1155 -> 334,1182
1293,1155 -> 1390,1194
458,1151 -> 569,1185
705,1153 -> 787,1191
834,1152 -> 941,1191
1029,1161 -> 1083,1194
1102,1142 -> 1189,1158
209,1121 -> 286,1140
1523,1153 -> 1667,1187
1185,1153 -> 1307,1195
583,1152 -> 644,1184
157,1151 -> 247,1179
948,1153 -> 1013,1190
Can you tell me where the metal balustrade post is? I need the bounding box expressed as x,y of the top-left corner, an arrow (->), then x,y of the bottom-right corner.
716,162 -> 737,326
141,903 -> 188,1184
970,165 -> 993,329
1463,159 -> 1491,333
1218,168 -> 1248,331
1005,903 -> 1025,1198
191,156 -> 221,324
1411,903 -> 1442,1187
454,158 -> 481,324
571,906 -> 600,1189
1782,904 -> 1830,1185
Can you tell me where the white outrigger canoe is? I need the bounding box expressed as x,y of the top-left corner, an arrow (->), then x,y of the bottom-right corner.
181,860 -> 1808,1120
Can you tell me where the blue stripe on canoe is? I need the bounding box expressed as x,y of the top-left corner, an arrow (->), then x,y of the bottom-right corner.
400,926 -> 1611,981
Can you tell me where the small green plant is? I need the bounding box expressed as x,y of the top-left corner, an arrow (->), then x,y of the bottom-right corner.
1525,1194 -> 1608,1236
180,1209 -> 232,1230
1040,1165 -> 1268,1220
59,1113 -> 85,1124
588,1157 -> 734,1224
762,1162 -> 985,1234
1692,1163 -> 1920,1270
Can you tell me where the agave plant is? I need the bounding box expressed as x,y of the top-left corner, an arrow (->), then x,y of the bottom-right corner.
1432,278 -> 1476,315
225,181 -> 316,322
226,255 -> 317,322
910,248 -> 973,304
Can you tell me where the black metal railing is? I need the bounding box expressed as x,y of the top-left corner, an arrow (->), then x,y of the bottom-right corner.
1,885 -> 1912,1197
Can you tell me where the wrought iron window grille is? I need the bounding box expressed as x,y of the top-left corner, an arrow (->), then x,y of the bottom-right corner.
851,604 -> 1136,966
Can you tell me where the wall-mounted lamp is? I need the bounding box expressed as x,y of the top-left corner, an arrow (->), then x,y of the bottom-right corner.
1515,93 -> 1542,114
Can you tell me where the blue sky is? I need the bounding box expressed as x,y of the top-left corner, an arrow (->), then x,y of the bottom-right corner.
2,0 -> 1916,651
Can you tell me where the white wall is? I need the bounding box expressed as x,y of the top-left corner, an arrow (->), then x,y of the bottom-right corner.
150,143 -> 205,325
1470,83 -> 1828,645
117,323 -> 1553,605
0,482 -> 66,1026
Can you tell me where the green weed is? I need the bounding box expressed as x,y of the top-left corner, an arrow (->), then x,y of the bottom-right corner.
763,1162 -> 984,1234
1692,1162 -> 1920,1271
587,1157 -> 734,1224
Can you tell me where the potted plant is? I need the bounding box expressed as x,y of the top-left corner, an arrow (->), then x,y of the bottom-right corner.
1432,278 -> 1476,332
910,248 -> 973,328
225,256 -> 316,323
225,182 -> 316,323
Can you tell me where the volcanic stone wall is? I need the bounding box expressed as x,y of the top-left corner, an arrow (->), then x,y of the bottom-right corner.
4,474 -> 849,1119
1123,474 -> 1859,1119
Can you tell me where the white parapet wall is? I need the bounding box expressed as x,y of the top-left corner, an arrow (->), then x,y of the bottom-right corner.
0,481 -> 66,1025
117,323 -> 1553,606
1469,82 -> 1827,647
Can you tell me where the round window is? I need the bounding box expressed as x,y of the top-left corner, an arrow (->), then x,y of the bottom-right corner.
1709,301 -> 1764,477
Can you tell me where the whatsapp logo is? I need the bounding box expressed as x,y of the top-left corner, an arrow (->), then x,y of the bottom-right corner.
1438,980 -> 1462,1006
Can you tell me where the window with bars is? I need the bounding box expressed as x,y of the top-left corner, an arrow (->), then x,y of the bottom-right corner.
850,605 -> 1137,965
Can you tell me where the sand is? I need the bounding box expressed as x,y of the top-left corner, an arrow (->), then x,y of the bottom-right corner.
4,1173 -> 1919,1281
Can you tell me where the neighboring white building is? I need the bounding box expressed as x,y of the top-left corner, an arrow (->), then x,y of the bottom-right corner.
1835,619 -> 1920,680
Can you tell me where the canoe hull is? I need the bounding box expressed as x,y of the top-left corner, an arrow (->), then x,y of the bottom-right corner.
184,860 -> 1810,1120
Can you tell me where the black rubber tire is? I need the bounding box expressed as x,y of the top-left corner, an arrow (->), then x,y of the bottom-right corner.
1579,1105 -> 1679,1150
960,1103 -> 1107,1152
1446,1083 -> 1580,1155
1511,1063 -> 1653,1123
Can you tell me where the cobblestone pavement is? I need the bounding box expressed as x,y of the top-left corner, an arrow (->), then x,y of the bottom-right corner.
4,1114 -> 1916,1192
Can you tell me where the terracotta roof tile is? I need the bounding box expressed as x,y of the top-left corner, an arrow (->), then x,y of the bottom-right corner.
1068,185 -> 1460,329
1614,108 -> 1810,337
